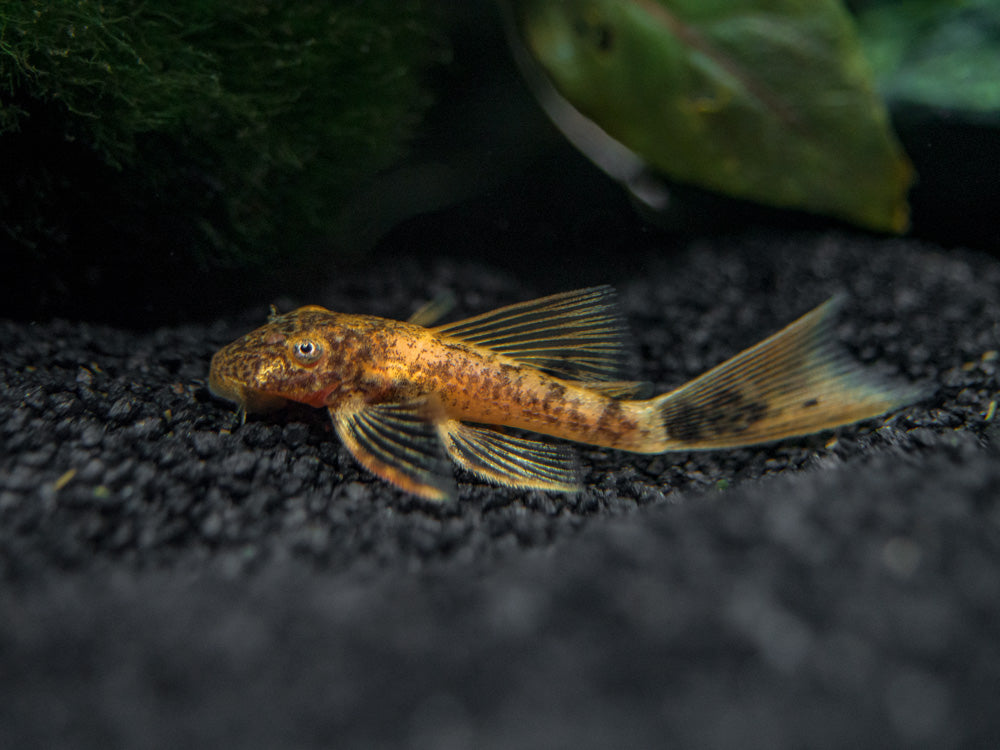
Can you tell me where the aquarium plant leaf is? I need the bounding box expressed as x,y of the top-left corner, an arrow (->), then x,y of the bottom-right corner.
856,0 -> 1000,115
504,0 -> 914,233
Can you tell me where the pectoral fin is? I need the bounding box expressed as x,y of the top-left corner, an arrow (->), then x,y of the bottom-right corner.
331,400 -> 455,501
439,421 -> 580,493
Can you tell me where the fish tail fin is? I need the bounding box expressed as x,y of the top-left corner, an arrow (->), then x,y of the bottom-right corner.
652,297 -> 928,450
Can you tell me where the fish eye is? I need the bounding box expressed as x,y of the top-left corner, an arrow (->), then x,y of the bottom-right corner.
291,339 -> 323,365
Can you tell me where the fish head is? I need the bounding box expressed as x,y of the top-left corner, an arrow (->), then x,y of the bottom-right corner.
209,305 -> 350,413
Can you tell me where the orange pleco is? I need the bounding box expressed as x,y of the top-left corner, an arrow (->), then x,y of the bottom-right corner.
209,287 -> 923,500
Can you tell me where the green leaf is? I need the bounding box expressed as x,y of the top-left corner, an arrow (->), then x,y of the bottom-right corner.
856,0 -> 1000,115
505,0 -> 913,233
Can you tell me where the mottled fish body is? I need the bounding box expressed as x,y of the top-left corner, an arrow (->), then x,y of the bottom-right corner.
209,287 -> 922,500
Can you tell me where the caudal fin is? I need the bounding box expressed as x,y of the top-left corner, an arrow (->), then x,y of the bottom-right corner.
655,297 -> 927,450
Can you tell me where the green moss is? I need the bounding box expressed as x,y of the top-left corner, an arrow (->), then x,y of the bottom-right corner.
0,0 -> 447,270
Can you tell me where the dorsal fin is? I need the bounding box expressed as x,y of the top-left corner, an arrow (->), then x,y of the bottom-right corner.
407,291 -> 457,327
430,286 -> 630,382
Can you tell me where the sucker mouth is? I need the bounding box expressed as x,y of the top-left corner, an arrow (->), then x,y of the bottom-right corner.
208,375 -> 289,414
207,369 -> 240,404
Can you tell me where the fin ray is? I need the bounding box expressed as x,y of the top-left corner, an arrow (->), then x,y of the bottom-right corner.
586,380 -> 653,399
431,286 -> 629,381
440,421 -> 580,492
331,400 -> 454,501
656,297 -> 926,449
407,291 -> 456,327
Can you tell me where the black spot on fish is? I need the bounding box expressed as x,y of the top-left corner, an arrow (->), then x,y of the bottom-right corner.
662,386 -> 769,445
598,399 -> 622,424
802,398 -> 819,408
544,382 -> 567,406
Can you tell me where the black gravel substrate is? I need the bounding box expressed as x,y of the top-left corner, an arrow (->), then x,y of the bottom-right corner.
2,230 -> 999,749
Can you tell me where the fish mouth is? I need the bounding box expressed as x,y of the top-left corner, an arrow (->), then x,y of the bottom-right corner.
208,364 -> 288,414
208,350 -> 241,404
207,369 -> 242,404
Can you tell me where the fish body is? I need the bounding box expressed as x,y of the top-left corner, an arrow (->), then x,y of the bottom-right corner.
209,287 -> 922,500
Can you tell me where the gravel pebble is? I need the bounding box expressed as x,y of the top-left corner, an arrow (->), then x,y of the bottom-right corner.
2,232 -> 999,749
